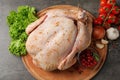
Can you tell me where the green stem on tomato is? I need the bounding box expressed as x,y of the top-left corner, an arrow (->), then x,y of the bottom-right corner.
102,3 -> 116,26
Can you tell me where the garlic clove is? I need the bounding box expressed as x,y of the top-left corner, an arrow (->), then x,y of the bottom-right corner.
101,39 -> 108,45
96,43 -> 105,49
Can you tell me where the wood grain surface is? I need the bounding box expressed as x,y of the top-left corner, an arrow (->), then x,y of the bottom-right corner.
22,5 -> 107,80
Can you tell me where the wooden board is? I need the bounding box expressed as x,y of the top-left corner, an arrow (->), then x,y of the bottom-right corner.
22,5 -> 107,80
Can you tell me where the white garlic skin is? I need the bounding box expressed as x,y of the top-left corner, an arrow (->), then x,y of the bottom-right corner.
106,27 -> 119,40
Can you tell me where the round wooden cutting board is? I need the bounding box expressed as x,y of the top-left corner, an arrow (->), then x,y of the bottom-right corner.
22,5 -> 107,80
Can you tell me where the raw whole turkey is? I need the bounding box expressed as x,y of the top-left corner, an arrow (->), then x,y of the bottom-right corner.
26,9 -> 93,71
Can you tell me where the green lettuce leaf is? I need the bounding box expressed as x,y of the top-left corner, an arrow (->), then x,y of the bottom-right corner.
7,5 -> 38,56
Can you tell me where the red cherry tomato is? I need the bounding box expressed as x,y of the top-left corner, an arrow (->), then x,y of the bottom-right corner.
112,6 -> 120,15
107,0 -> 116,7
114,18 -> 120,25
99,5 -> 111,14
107,14 -> 116,23
93,26 -> 105,39
98,13 -> 106,20
118,14 -> 120,18
103,22 -> 111,29
94,18 -> 103,25
100,0 -> 107,7
118,26 -> 120,31
99,7 -> 106,14
107,0 -> 116,4
118,18 -> 120,24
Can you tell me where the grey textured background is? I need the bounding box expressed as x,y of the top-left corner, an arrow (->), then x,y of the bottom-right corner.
0,0 -> 120,80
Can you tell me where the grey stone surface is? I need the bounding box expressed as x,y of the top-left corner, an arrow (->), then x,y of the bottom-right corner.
0,0 -> 120,80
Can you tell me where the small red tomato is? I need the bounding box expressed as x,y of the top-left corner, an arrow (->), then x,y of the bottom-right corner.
114,18 -> 120,25
107,0 -> 116,5
107,14 -> 116,23
106,3 -> 113,8
98,13 -> 106,20
112,6 -> 120,15
93,26 -> 105,39
118,26 -> 120,31
103,22 -> 111,29
99,5 -> 111,14
94,18 -> 103,25
118,18 -> 120,24
99,7 -> 106,14
118,14 -> 120,18
100,0 -> 107,7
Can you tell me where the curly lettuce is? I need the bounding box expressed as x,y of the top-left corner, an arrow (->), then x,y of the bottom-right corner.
7,5 -> 38,56
9,39 -> 26,56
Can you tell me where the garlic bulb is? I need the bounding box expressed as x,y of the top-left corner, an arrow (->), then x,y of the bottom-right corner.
106,27 -> 119,40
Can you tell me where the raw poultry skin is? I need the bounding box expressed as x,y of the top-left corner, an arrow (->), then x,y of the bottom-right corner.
26,9 -> 93,71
